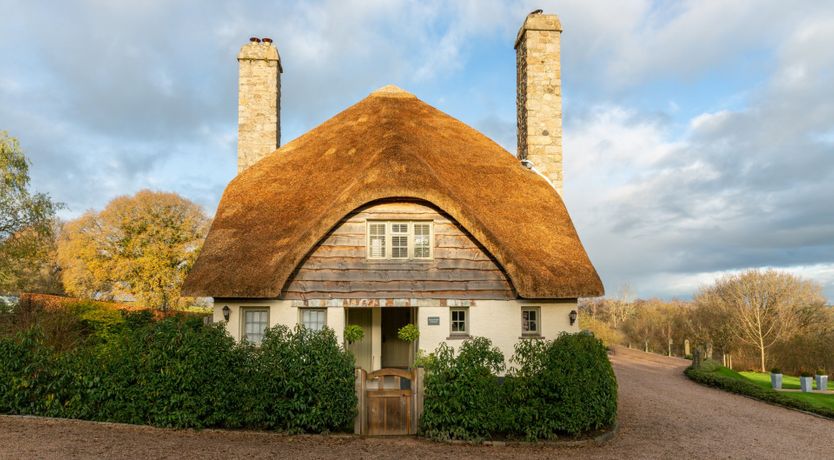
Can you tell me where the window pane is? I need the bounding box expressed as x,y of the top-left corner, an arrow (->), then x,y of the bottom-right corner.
522,309 -> 538,333
414,224 -> 430,258
244,310 -> 268,344
302,309 -> 326,331
451,309 -> 466,333
369,223 -> 386,258
392,235 -> 408,258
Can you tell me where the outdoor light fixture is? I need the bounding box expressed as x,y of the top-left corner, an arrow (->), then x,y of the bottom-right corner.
222,305 -> 231,322
569,310 -> 577,326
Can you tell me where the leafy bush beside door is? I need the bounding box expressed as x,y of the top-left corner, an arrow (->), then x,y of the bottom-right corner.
419,333 -> 618,441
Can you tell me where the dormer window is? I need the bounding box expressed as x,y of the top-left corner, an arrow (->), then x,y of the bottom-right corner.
367,221 -> 433,260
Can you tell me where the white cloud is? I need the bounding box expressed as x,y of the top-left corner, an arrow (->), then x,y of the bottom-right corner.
2,0 -> 834,301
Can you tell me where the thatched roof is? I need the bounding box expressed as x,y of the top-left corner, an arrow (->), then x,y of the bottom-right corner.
183,85 -> 603,299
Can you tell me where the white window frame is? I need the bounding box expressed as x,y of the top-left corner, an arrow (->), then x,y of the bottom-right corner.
241,307 -> 269,345
390,222 -> 409,259
366,221 -> 433,260
300,308 -> 327,331
521,306 -> 541,336
367,222 -> 387,259
450,307 -> 469,336
412,222 -> 432,259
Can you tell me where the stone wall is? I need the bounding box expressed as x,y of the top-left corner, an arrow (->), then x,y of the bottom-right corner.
237,41 -> 282,173
515,13 -> 563,195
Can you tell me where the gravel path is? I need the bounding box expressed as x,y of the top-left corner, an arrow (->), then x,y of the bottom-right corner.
2,347 -> 834,459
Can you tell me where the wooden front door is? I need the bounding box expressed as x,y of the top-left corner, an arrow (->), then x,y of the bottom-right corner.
366,369 -> 413,435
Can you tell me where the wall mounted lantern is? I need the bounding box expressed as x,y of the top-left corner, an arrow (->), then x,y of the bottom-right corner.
569,309 -> 577,326
222,305 -> 231,322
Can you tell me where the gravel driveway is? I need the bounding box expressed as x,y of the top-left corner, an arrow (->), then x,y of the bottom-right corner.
2,347 -> 833,459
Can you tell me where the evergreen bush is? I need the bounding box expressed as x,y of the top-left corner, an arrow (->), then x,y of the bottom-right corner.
420,333 -> 617,441
420,338 -> 505,441
0,317 -> 356,432
506,332 -> 618,438
241,325 -> 356,432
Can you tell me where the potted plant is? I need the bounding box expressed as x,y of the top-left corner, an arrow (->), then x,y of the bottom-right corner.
799,369 -> 814,392
815,368 -> 828,391
344,324 -> 365,352
397,323 -> 420,368
770,367 -> 783,390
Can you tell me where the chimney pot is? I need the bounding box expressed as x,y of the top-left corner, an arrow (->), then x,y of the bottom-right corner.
249,37 -> 261,43
262,37 -> 273,43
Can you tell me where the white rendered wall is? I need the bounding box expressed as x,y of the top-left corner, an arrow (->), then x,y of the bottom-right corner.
417,299 -> 578,369
214,300 -> 344,346
216,299 -> 578,369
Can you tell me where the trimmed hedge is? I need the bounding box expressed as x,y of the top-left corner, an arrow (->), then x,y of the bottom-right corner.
421,338 -> 506,440
506,332 -> 618,438
684,366 -> 834,419
240,325 -> 357,433
420,333 -> 618,441
0,315 -> 356,432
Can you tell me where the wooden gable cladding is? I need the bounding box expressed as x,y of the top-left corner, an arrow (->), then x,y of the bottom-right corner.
281,202 -> 516,300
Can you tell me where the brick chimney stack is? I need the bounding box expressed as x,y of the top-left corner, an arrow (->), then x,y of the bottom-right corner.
237,37 -> 282,173
515,11 -> 563,195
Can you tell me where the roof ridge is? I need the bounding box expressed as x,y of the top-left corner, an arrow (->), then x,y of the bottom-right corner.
370,84 -> 416,98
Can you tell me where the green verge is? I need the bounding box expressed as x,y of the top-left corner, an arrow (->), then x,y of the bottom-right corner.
738,371 -> 834,391
685,365 -> 834,418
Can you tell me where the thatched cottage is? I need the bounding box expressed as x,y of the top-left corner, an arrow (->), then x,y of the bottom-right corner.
183,11 -> 603,370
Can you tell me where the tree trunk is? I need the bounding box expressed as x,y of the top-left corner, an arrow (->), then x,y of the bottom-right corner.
759,342 -> 766,373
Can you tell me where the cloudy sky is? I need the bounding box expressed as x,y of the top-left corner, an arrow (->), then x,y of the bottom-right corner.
2,0 -> 833,300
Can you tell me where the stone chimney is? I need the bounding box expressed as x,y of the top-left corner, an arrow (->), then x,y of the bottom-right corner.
237,37 -> 282,173
515,11 -> 563,195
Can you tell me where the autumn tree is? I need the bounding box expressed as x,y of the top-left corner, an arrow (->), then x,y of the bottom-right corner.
695,270 -> 826,372
608,284 -> 636,327
0,132 -> 62,294
684,299 -> 737,359
57,190 -> 210,310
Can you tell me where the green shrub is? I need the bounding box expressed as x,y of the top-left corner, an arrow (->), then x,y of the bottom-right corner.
685,365 -> 834,418
0,318 -> 356,433
420,333 -> 617,441
699,359 -> 722,372
420,338 -> 505,441
92,316 -> 243,428
241,325 -> 356,433
506,332 -> 618,438
0,328 -> 66,416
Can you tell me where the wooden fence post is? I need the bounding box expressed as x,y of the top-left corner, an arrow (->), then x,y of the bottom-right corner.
413,367 -> 424,435
354,368 -> 366,435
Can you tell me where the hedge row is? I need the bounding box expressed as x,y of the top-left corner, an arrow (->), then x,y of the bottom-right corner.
0,313 -> 356,432
684,366 -> 834,419
420,333 -> 618,441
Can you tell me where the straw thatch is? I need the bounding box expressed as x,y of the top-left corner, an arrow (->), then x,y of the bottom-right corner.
183,85 -> 603,299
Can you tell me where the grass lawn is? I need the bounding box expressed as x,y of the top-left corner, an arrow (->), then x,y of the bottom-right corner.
739,371 -> 834,391
715,368 -> 834,412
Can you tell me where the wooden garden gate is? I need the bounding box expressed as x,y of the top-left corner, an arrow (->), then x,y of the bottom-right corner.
354,368 -> 424,436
